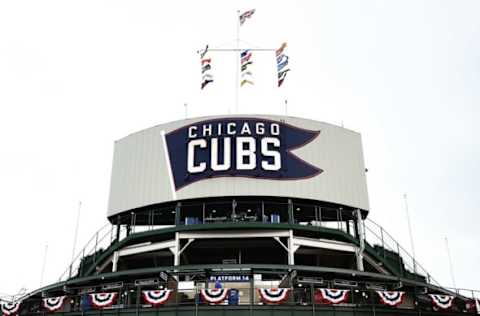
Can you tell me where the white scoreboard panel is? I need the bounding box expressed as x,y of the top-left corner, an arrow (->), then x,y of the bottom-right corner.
107,115 -> 369,217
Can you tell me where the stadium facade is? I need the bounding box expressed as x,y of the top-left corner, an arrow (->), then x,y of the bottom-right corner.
2,115 -> 479,316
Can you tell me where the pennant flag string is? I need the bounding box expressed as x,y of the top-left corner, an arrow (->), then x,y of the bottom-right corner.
199,44 -> 214,90
239,9 -> 255,26
276,42 -> 290,87
240,49 -> 254,87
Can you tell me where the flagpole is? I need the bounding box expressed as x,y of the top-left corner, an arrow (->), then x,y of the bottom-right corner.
403,193 -> 417,274
235,10 -> 240,114
40,244 -> 48,287
445,237 -> 457,289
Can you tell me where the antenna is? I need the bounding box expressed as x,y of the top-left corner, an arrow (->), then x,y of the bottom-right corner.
184,103 -> 188,119
40,244 -> 48,287
445,237 -> 457,289
403,193 -> 417,273
284,99 -> 288,116
70,201 -> 82,277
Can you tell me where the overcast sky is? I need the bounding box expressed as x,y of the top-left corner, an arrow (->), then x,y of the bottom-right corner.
1,0 -> 479,296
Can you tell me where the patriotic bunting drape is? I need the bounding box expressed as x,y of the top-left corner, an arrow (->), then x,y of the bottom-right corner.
200,289 -> 229,304
429,294 -> 455,310
142,290 -> 172,306
200,45 -> 213,89
89,293 -> 118,309
258,288 -> 290,304
1,302 -> 20,316
316,289 -> 350,304
276,43 -> 290,87
240,49 -> 254,87
239,9 -> 255,26
43,296 -> 66,312
376,291 -> 405,307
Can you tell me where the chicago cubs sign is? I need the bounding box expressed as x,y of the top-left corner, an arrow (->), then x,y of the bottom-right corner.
165,118 -> 322,190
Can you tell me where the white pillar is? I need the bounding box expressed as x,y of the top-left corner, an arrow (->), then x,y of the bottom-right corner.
288,229 -> 295,265
174,232 -> 180,266
112,251 -> 119,272
355,209 -> 365,272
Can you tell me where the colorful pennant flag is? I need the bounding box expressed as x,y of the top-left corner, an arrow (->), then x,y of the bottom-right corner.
199,45 -> 213,90
239,9 -> 255,26
276,42 -> 290,87
276,42 -> 287,57
258,288 -> 290,304
240,49 -> 254,87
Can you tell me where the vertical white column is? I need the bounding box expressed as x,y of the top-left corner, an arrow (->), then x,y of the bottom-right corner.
355,209 -> 365,272
112,251 -> 119,272
174,232 -> 180,266
288,229 -> 295,265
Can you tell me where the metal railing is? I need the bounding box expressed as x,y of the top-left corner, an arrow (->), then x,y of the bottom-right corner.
57,224 -> 127,282
363,218 -> 441,286
53,202 -> 459,294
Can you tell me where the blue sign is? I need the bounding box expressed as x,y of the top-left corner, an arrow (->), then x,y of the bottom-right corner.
165,118 -> 322,190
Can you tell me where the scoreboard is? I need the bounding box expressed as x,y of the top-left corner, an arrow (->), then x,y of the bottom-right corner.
107,115 -> 369,217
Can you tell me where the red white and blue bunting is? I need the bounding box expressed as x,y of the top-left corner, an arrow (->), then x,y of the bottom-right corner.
142,290 -> 172,306
316,289 -> 350,304
429,294 -> 455,310
376,291 -> 405,307
43,296 -> 66,312
89,292 -> 118,309
1,301 -> 21,316
258,288 -> 290,304
200,289 -> 229,304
